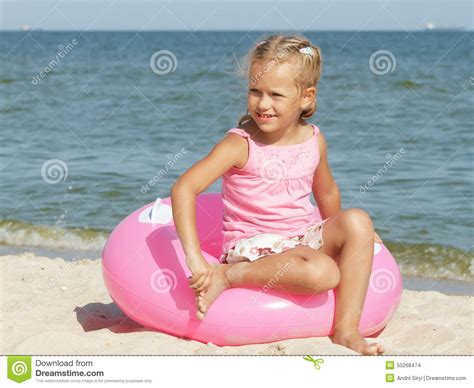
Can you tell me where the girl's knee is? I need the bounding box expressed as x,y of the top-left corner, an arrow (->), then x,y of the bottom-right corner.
303,256 -> 340,292
339,208 -> 373,235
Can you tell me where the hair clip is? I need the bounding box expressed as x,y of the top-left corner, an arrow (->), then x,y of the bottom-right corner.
257,40 -> 268,46
299,46 -> 313,55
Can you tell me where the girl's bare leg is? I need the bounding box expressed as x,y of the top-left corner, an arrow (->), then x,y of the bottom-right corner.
195,246 -> 340,319
318,208 -> 386,355
196,208 -> 385,355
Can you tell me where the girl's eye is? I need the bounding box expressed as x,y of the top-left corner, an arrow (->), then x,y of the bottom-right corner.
249,89 -> 283,97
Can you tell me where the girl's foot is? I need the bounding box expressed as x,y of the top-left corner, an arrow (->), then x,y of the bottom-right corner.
195,264 -> 231,320
331,330 -> 385,355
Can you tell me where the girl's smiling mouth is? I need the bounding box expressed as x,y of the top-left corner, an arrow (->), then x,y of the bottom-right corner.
256,112 -> 276,119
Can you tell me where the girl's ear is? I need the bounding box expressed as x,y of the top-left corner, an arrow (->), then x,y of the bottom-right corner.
301,86 -> 316,110
303,86 -> 316,102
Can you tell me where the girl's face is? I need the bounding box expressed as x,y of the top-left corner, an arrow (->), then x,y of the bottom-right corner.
247,60 -> 314,132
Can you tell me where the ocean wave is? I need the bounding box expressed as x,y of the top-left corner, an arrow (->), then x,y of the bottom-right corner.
0,219 -> 107,252
386,241 -> 473,282
0,219 -> 472,282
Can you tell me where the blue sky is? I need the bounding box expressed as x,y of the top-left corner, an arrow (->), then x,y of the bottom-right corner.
0,0 -> 472,31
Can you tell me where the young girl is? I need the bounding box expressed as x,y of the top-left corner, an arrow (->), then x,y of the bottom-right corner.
171,34 -> 385,355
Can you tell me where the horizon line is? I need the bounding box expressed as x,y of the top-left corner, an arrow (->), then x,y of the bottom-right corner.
0,28 -> 472,32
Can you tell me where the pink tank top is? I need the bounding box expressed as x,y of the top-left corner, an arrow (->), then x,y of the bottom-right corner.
221,123 -> 321,254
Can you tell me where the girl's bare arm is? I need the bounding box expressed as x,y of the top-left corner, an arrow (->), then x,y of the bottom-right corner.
171,133 -> 248,261
312,131 -> 341,219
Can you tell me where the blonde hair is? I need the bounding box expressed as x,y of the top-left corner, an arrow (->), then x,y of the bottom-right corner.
236,34 -> 322,127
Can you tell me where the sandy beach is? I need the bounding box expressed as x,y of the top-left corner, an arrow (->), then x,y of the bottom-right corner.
1,253 -> 472,355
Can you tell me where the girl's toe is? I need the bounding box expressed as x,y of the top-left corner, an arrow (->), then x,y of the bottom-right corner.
371,343 -> 384,355
367,344 -> 379,355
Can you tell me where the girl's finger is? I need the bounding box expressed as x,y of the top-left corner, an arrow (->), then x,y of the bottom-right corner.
196,272 -> 212,292
188,275 -> 197,286
196,277 -> 211,293
189,273 -> 204,288
199,275 -> 213,294
192,273 -> 207,290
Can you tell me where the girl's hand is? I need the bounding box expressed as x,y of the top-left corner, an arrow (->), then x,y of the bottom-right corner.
186,253 -> 213,295
374,231 -> 383,243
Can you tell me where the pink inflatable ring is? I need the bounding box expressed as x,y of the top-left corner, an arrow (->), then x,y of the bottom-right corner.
102,192 -> 402,346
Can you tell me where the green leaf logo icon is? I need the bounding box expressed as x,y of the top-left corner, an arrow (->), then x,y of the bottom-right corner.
7,356 -> 32,383
303,355 -> 324,370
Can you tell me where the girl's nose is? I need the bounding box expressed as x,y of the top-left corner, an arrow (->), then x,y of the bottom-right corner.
257,95 -> 272,111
